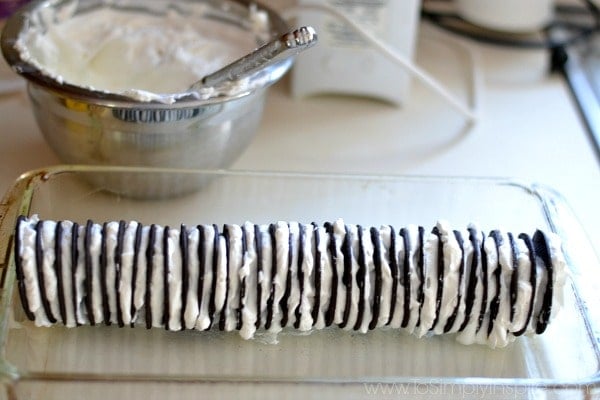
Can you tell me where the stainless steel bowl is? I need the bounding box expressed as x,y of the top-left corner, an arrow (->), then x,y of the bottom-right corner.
1,0 -> 291,198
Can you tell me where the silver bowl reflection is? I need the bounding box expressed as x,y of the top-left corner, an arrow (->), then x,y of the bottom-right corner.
1,0 -> 291,198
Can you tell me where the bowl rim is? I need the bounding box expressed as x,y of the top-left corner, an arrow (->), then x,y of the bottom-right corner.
0,0 -> 291,109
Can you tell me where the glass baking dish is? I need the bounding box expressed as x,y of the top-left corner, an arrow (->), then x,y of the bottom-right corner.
0,165 -> 598,400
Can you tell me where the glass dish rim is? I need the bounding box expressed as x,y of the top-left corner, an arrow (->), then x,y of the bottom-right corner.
0,164 -> 598,393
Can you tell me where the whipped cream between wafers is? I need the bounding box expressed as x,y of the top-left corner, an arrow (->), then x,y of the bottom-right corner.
14,216 -> 567,347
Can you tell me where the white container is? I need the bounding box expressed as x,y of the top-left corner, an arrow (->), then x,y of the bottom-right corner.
291,0 -> 421,105
456,0 -> 554,32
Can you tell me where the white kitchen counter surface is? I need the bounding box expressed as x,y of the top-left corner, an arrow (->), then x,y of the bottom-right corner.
0,23 -> 598,253
235,25 -> 600,252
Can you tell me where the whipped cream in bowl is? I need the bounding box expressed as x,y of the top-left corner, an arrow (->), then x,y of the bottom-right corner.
6,0 -> 284,103
1,0 -> 293,198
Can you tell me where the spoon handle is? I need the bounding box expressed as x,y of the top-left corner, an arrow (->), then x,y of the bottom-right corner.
195,26 -> 317,89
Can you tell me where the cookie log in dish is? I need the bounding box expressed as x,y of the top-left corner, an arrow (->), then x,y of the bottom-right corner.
14,216 -> 567,347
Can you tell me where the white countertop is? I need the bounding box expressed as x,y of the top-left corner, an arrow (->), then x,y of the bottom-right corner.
1,23 -> 599,252
235,24 -> 600,251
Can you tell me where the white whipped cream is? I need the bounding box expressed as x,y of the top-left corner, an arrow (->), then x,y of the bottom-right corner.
40,221 -> 60,323
342,224 -> 361,330
387,226 -> 406,330
239,222 -> 258,339
59,221 -> 77,328
119,221 -> 138,326
256,224 -> 272,331
265,222 -> 288,333
16,4 -> 269,103
358,225 -> 375,334
480,234 -> 500,346
73,224 -> 87,325
314,224 -> 331,330
132,225 -> 149,325
456,227 -> 485,345
492,231 -> 515,346
416,229 -> 439,337
166,228 -> 183,331
195,225 -> 215,331
88,222 -> 103,325
331,220 -> 346,326
183,227 -> 200,329
103,221 -> 119,325
213,234 -> 227,327
430,221 -> 462,336
19,216 -> 48,326
149,227 -> 164,328
224,225 -> 243,332
297,225 -> 315,332
285,223 -> 301,330
377,225 -> 394,329
16,217 -> 568,348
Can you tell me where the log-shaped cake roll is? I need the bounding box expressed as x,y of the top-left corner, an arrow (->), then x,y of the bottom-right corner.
14,216 -> 567,347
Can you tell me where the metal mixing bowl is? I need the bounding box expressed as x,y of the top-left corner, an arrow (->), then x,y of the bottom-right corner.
1,0 -> 291,198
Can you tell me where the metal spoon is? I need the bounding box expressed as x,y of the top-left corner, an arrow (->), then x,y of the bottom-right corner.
190,26 -> 317,91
